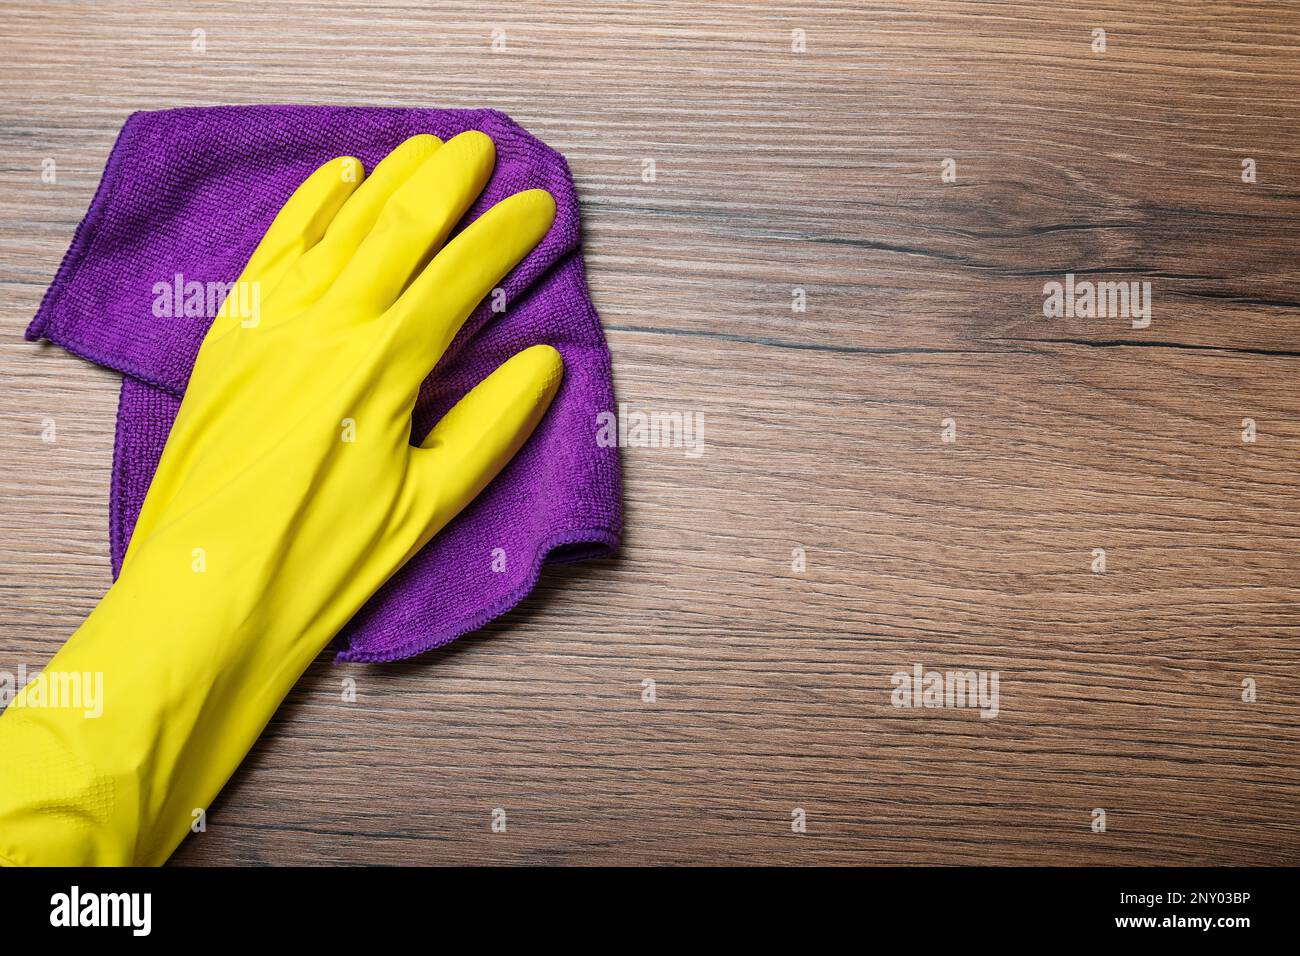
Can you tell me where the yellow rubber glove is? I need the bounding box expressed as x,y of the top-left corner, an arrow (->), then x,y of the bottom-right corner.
0,131 -> 563,866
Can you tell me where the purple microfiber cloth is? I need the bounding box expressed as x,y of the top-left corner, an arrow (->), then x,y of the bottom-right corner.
26,105 -> 621,663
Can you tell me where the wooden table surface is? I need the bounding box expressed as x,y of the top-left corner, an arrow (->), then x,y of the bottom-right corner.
2,1 -> 1298,866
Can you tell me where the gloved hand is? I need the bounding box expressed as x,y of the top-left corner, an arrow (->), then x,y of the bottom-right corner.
0,131 -> 563,866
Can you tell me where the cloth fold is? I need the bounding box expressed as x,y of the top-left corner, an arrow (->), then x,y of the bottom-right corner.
27,105 -> 621,663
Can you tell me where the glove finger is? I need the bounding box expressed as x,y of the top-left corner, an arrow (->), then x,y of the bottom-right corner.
206,154 -> 362,341
132,153 -> 361,561
386,188 -> 556,384
266,133 -> 442,318
134,139 -> 445,561
317,130 -> 496,318
406,344 -> 563,542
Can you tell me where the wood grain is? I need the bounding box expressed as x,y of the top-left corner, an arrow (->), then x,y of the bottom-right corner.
1,0 -> 1298,865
